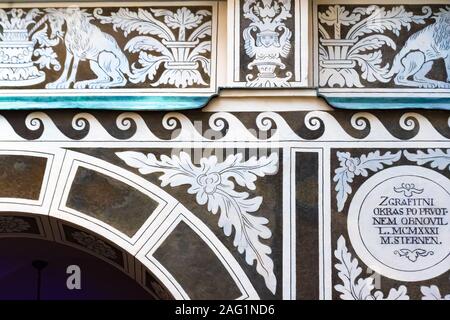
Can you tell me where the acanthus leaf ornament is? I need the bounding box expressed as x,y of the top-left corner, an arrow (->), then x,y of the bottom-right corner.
334,236 -> 409,300
95,7 -> 211,89
0,216 -> 31,233
404,149 -> 450,171
421,285 -> 450,300
333,150 -> 401,212
317,5 -> 450,88
116,151 -> 279,294
0,5 -> 213,90
72,231 -> 118,260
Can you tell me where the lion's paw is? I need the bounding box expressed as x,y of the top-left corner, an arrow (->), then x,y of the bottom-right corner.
46,81 -> 72,89
74,81 -> 89,89
419,82 -> 437,89
88,83 -> 110,89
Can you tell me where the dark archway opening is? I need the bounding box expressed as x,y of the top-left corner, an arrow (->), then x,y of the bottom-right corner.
0,237 -> 153,300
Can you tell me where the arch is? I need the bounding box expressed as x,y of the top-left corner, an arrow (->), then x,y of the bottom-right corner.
0,214 -> 171,300
0,148 -> 259,300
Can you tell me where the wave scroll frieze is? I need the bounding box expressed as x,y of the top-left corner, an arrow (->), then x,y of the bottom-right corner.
0,111 -> 448,141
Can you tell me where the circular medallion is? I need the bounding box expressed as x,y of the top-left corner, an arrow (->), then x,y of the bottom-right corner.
348,166 -> 450,281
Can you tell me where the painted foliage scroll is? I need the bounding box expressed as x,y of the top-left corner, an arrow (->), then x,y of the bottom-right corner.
0,2 -> 217,94
317,4 -> 450,89
331,148 -> 450,300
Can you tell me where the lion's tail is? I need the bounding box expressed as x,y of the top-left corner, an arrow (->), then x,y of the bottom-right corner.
119,51 -> 132,77
105,32 -> 133,77
385,45 -> 410,79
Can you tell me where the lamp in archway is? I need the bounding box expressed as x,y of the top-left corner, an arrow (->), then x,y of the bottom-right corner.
31,260 -> 48,300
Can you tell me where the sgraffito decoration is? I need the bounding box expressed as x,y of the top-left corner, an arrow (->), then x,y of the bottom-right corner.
229,0 -> 306,87
71,230 -> 119,260
335,237 -> 450,300
0,2 -> 217,109
0,216 -> 31,233
421,286 -> 450,300
334,236 -> 409,300
0,109 -> 447,299
331,147 -> 450,300
242,0 -> 293,87
117,151 -> 279,294
94,7 -> 212,89
333,150 -> 401,212
317,4 -> 450,89
316,2 -> 450,109
0,8 -> 57,86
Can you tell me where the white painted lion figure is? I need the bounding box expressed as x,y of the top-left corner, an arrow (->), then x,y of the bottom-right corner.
45,7 -> 131,89
388,7 -> 450,88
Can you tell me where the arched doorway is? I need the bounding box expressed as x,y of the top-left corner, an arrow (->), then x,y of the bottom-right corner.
0,215 -> 174,300
0,237 -> 154,300
0,148 -> 259,300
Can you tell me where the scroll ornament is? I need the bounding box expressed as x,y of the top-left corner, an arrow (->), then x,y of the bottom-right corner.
117,151 -> 279,294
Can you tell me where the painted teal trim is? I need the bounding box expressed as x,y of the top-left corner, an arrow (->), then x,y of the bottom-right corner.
322,96 -> 450,110
0,95 -> 211,110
